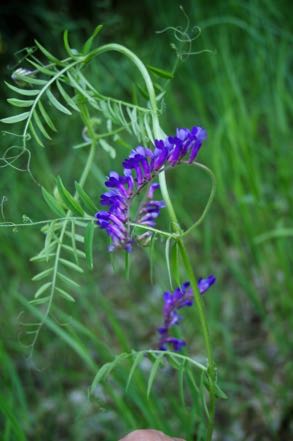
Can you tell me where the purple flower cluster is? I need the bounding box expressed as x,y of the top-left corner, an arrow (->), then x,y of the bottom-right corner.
96,174 -> 164,252
96,126 -> 207,251
136,183 -> 166,246
158,275 -> 216,351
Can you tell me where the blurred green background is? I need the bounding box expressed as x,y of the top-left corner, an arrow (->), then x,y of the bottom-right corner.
0,0 -> 292,440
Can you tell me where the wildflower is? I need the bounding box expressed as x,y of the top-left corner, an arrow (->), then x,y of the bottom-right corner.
158,275 -> 216,351
96,179 -> 164,252
96,126 -> 207,251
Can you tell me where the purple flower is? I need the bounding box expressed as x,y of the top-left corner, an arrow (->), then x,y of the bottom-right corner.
158,276 -> 216,351
96,126 -> 207,252
198,275 -> 216,294
136,183 -> 165,246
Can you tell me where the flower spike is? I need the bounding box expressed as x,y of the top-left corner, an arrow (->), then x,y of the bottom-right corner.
158,275 -> 216,351
96,126 -> 207,251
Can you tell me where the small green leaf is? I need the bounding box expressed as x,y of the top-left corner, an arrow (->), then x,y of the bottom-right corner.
30,296 -> 50,305
91,362 -> 113,390
170,241 -> 180,286
5,81 -> 40,96
33,110 -> 52,140
56,287 -> 75,302
65,231 -> 84,243
66,72 -> 96,105
75,182 -> 97,213
63,30 -> 76,57
126,352 -> 144,391
214,383 -> 228,400
27,59 -> 56,76
41,187 -> 66,217
57,272 -> 80,288
147,65 -> 174,79
56,177 -> 84,216
99,139 -> 116,159
203,374 -> 228,399
34,282 -> 52,298
62,244 -> 86,258
127,107 -> 138,133
29,121 -> 45,147
82,25 -> 103,54
15,76 -> 47,85
91,353 -> 130,392
147,353 -> 164,397
56,81 -> 79,111
186,367 -> 200,393
34,40 -> 60,63
72,141 -> 91,150
168,353 -> 181,369
7,98 -> 34,108
38,101 -> 57,132
154,82 -> 164,93
1,112 -> 29,124
30,253 -> 54,262
136,84 -> 149,100
85,221 -> 94,269
32,268 -> 53,281
59,258 -> 84,273
46,89 -> 72,115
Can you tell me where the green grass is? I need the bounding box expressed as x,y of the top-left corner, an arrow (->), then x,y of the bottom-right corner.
0,0 -> 292,439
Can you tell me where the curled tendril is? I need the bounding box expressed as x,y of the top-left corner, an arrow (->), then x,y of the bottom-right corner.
156,5 -> 210,61
0,145 -> 32,171
181,162 -> 216,237
0,144 -> 39,185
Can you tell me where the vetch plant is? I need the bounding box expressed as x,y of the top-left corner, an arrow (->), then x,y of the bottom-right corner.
1,22 -> 225,440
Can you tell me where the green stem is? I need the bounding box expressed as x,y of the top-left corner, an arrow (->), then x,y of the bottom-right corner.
87,43 -> 161,134
206,394 -> 216,441
177,240 -> 213,369
178,239 -> 216,441
90,43 -> 217,439
0,217 -> 91,228
129,222 -> 174,238
106,43 -> 217,438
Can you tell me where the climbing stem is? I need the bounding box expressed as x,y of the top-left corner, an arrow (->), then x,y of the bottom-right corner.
177,239 -> 214,370
178,238 -> 216,441
95,43 -> 217,438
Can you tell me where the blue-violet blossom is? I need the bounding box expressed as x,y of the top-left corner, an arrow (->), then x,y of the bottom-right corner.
158,275 -> 216,351
96,126 -> 207,251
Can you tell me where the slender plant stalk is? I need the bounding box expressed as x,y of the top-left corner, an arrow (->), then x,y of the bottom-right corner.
107,43 -> 217,439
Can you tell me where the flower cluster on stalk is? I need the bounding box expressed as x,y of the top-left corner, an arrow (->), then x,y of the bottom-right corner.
158,275 -> 216,351
95,126 -> 207,251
